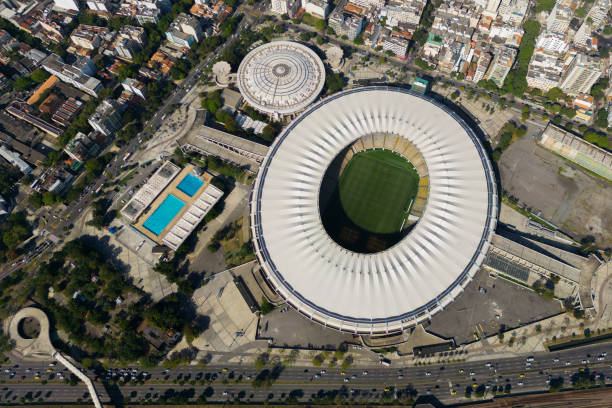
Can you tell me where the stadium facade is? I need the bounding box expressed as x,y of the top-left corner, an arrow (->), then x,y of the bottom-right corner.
250,87 -> 498,334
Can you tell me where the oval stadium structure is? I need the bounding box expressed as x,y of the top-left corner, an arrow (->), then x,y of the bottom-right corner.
236,41 -> 326,117
250,87 -> 498,334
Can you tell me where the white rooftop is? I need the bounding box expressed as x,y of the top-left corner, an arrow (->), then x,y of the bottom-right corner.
237,41 -> 326,116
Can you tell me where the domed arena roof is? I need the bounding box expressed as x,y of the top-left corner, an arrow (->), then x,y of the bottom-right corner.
237,41 -> 325,116
250,87 -> 498,334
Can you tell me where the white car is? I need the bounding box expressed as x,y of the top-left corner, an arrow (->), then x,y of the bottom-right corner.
425,371 -> 431,376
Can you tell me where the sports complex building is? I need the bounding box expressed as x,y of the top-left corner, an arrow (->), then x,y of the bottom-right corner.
121,162 -> 223,251
236,41 -> 326,119
250,87 -> 498,334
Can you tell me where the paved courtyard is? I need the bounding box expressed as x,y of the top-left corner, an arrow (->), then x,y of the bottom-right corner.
191,271 -> 258,352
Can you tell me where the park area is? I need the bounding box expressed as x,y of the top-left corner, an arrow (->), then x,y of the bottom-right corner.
338,150 -> 419,234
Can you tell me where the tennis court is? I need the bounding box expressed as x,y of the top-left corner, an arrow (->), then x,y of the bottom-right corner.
338,149 -> 419,234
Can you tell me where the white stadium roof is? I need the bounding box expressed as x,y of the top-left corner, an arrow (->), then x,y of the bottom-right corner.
237,41 -> 325,116
251,87 -> 498,334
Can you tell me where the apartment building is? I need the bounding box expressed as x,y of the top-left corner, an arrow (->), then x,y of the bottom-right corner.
42,54 -> 102,97
88,99 -> 123,137
496,0 -> 528,26
485,46 -> 516,85
302,0 -> 332,19
165,13 -> 203,48
559,54 -> 602,96
70,24 -> 108,50
54,0 -> 79,11
270,0 -> 300,16
87,0 -> 113,13
328,0 -> 366,41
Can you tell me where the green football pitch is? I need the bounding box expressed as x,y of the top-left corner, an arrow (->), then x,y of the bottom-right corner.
338,149 -> 419,234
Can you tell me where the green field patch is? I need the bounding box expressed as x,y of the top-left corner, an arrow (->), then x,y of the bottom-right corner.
338,150 -> 419,234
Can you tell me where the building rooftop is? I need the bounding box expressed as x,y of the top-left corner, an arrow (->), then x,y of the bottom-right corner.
237,41 -> 326,116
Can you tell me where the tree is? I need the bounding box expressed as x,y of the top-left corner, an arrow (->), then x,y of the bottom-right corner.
14,76 -> 34,91
546,87 -> 564,101
85,158 -> 103,175
325,72 -> 345,94
260,296 -> 274,314
594,109 -> 608,129
450,90 -> 460,100
534,0 -> 556,12
30,69 -> 50,83
574,8 -> 586,18
353,36 -> 364,45
115,332 -> 148,362
28,192 -> 43,208
314,19 -> 327,31
261,125 -> 276,142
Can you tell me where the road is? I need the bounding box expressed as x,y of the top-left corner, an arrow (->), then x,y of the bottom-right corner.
3,341 -> 612,404
1,10 -> 256,280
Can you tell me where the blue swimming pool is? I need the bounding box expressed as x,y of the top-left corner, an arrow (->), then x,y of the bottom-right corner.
176,173 -> 205,197
143,194 -> 185,236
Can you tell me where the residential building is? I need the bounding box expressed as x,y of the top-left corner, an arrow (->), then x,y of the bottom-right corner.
526,66 -> 561,92
116,0 -> 171,24
422,32 -> 442,60
559,54 -> 602,96
328,0 -> 365,41
54,0 -> 79,11
302,0 -> 331,19
572,94 -> 595,123
52,97 -> 83,127
113,25 -> 146,60
87,0 -> 112,13
485,46 -> 516,86
0,144 -> 31,174
165,13 -> 203,48
271,0 -> 300,17
383,35 -> 410,57
535,30 -> 569,56
496,0 -> 528,26
489,21 -> 523,47
472,51 -> 492,83
64,131 -> 100,162
430,1 -> 476,43
546,4 -> 571,34
70,24 -> 108,50
42,54 -> 102,97
122,78 -> 146,99
88,99 -> 122,136
382,0 -> 427,26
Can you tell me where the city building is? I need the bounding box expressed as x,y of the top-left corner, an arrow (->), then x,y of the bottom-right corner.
0,144 -> 31,174
485,46 -> 516,86
88,99 -> 123,136
70,24 -> 108,50
328,0 -> 366,41
496,0 -> 528,26
558,54 -> 602,96
302,0 -> 331,19
472,51 -> 492,83
546,3 -> 571,34
383,35 -> 410,58
538,123 -> 612,181
251,87 -> 497,334
87,0 -> 112,13
122,78 -> 146,99
6,100 -> 63,138
116,0 -> 171,25
53,0 -> 79,11
121,162 -> 224,251
572,94 -> 595,124
236,41 -> 325,119
52,97 -> 83,127
430,1 -> 476,43
165,13 -> 203,48
382,0 -> 427,26
42,54 -> 102,97
64,131 -> 100,163
113,25 -> 146,61
535,30 -> 569,56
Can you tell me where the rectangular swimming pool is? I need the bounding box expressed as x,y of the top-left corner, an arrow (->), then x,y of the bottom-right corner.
176,173 -> 204,197
143,194 -> 185,236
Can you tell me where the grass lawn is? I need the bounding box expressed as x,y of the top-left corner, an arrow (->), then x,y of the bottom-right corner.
338,149 -> 419,234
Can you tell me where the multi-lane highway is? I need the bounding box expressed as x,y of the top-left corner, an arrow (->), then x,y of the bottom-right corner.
2,342 -> 612,404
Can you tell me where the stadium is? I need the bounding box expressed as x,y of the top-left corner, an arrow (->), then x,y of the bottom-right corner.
250,87 -> 498,334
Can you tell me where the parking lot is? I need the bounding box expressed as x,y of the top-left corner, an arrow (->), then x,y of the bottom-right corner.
426,269 -> 563,345
499,133 -> 612,246
259,308 -> 356,350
